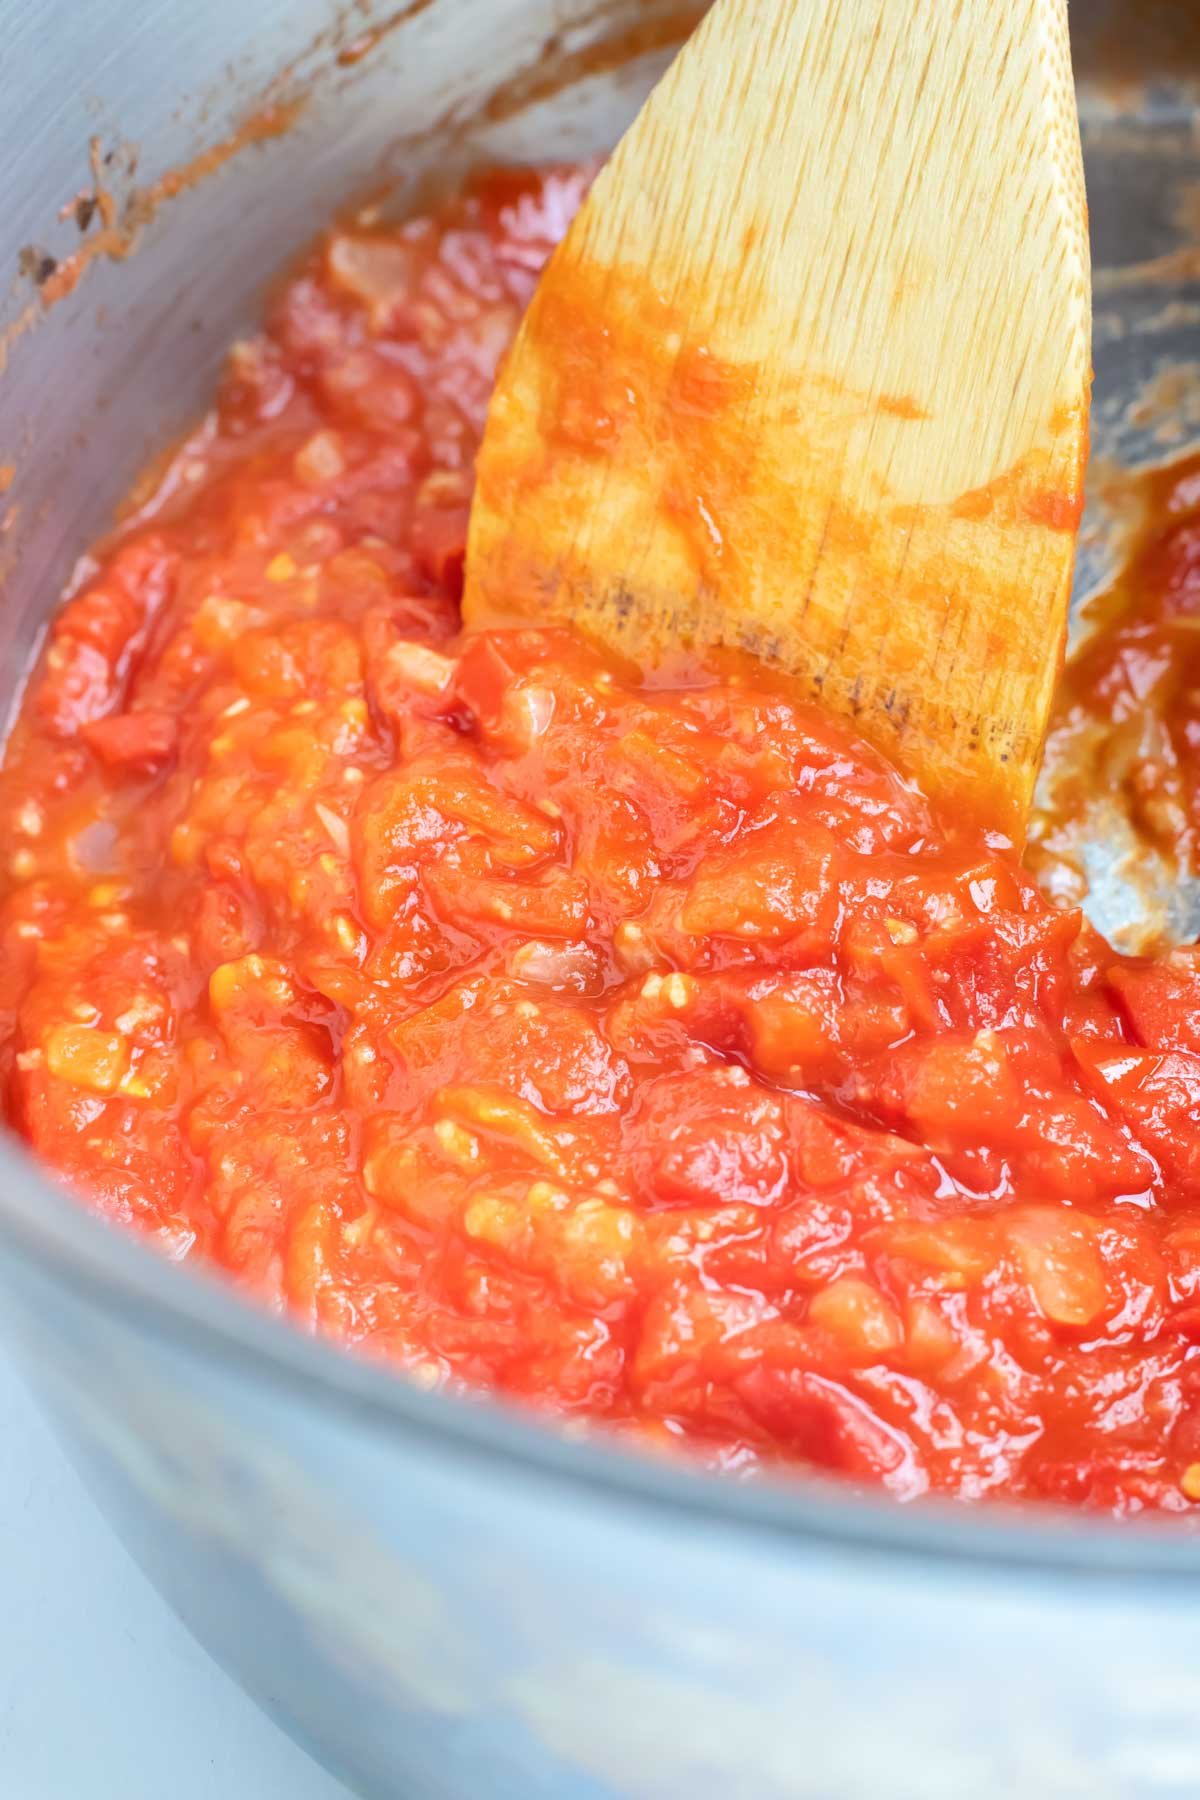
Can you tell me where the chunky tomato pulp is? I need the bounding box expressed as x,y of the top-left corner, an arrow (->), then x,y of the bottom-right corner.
5,167 -> 1200,1516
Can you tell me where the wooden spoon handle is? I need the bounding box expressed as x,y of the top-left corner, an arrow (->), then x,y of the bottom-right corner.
466,0 -> 1091,842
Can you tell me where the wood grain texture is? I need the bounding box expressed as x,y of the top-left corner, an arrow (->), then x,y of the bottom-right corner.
464,0 -> 1092,841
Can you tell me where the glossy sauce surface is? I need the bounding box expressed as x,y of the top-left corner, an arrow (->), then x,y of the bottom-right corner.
1034,455 -> 1200,912
4,167 -> 1200,1515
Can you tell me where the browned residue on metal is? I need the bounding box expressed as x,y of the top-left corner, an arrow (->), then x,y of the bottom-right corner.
1,0 -> 700,380
336,0 -> 435,66
58,187 -> 101,232
1174,181 -> 1200,249
17,246 -> 60,287
1075,0 -> 1200,99
1093,245 -> 1200,295
1029,451 -> 1200,950
1110,363 -> 1200,459
0,303 -> 38,377
1076,452 -> 1158,577
475,4 -> 703,126
34,107 -> 298,313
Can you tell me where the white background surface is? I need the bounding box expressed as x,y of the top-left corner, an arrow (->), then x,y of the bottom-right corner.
0,1347 -> 353,1799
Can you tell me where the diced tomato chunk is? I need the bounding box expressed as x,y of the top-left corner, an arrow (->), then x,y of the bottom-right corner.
680,816 -> 837,951
1004,1207 -> 1108,1330
1109,958 -> 1200,1050
629,1069 -> 789,1208
81,710 -> 178,771
1075,1040 -> 1200,1196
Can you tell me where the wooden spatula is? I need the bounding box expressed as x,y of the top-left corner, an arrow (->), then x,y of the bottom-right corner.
463,0 -> 1091,843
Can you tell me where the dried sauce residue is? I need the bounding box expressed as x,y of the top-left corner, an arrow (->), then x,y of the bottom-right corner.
1094,246 -> 1200,296
33,109 -> 298,313
336,0 -> 436,67
1,0 -> 704,381
1030,451 -> 1200,946
1075,0 -> 1200,100
474,4 -> 703,128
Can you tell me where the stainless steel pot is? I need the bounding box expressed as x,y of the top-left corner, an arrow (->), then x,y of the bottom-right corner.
2,4 -> 1200,1796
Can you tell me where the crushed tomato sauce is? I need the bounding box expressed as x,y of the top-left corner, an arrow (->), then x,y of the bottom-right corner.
4,164 -> 1200,1516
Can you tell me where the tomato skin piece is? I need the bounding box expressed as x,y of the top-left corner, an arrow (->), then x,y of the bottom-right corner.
81,710 -> 179,771
8,163 -> 1200,1519
735,1367 -> 915,1486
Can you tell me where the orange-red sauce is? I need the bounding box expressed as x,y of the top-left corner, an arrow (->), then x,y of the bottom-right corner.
1035,456 -> 1200,896
4,166 -> 1200,1514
